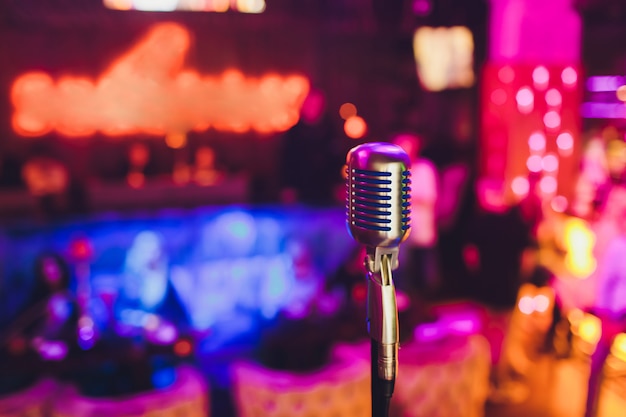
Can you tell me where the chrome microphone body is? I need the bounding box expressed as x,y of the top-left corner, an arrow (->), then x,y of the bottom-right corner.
346,142 -> 411,384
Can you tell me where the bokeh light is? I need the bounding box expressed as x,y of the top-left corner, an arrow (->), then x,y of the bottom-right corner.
563,217 -> 597,278
212,0 -> 230,12
237,0 -> 266,13
498,66 -> 515,84
533,294 -> 550,313
339,102 -> 357,120
532,65 -> 550,89
539,175 -> 557,194
518,296 -> 534,315
527,155 -> 542,172
490,89 -> 507,106
611,333 -> 626,363
528,132 -> 546,152
551,195 -> 568,212
133,0 -> 177,11
543,111 -> 561,130
561,67 -> 578,87
617,85 -> 626,102
103,0 -> 133,10
174,339 -> 193,357
516,87 -> 534,113
545,88 -> 562,107
344,116 -> 367,139
578,313 -> 601,346
165,132 -> 187,149
511,176 -> 529,196
542,154 -> 559,172
556,132 -> 574,151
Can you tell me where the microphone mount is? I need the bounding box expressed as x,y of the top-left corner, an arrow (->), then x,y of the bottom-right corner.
367,252 -> 399,382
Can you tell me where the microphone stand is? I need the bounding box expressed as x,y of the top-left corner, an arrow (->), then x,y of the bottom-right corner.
367,252 -> 398,417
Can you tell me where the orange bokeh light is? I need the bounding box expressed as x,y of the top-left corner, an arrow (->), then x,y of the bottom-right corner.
11,22 -> 310,138
165,132 -> 187,149
339,102 -> 357,120
344,115 -> 367,139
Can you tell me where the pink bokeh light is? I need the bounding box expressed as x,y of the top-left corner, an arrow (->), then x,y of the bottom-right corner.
528,132 -> 546,151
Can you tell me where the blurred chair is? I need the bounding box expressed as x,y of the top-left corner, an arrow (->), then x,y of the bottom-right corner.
50,366 -> 208,417
392,334 -> 491,417
230,344 -> 370,417
0,378 -> 58,417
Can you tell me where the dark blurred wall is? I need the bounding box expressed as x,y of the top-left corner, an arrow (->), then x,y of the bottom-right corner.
0,0 -> 487,201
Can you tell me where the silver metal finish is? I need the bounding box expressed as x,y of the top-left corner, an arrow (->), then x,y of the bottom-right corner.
346,142 -> 411,272
368,254 -> 399,381
345,142 -> 410,383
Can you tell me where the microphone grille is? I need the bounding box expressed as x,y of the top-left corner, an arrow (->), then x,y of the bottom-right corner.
346,143 -> 411,248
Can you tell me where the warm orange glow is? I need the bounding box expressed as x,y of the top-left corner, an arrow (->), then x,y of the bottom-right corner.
568,308 -> 585,327
165,132 -> 187,149
413,26 -> 474,91
11,22 -> 310,138
102,0 -> 132,10
576,313 -> 602,346
617,86 -> 626,102
563,217 -> 596,278
21,158 -> 69,196
344,116 -> 367,139
212,0 -> 230,12
104,0 -> 266,13
339,102 -> 357,120
610,333 -> 626,362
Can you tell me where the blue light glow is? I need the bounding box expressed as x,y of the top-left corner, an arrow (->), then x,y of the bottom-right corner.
151,367 -> 177,389
0,206 -> 357,351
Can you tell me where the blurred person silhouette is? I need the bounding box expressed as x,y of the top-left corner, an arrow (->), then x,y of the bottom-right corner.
584,185 -> 626,417
462,178 -> 533,402
519,240 -> 562,354
391,132 -> 440,299
0,253 -> 76,392
1,253 -> 77,354
463,178 -> 532,310
117,231 -> 188,330
278,87 -> 343,206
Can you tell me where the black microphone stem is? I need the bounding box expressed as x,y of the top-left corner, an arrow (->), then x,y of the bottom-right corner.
371,340 -> 394,417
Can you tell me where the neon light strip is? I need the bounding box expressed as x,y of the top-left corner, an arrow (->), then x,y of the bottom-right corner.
580,102 -> 626,119
11,22 -> 308,138
586,76 -> 626,92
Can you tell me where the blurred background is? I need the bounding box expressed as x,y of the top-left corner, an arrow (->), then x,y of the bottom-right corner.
2,1 -> 626,416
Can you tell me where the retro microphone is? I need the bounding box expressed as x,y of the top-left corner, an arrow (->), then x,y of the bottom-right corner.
345,142 -> 411,417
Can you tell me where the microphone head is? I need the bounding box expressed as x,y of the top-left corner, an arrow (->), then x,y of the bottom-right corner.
346,142 -> 411,250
